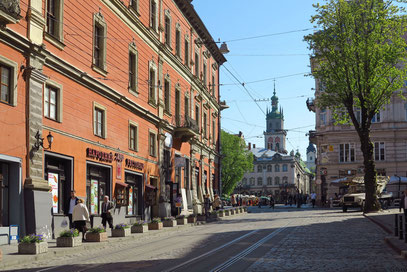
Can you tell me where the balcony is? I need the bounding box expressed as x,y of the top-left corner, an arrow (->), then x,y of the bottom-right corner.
306,97 -> 315,112
174,115 -> 199,142
0,0 -> 21,26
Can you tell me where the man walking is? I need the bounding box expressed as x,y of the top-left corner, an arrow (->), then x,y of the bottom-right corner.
311,192 -> 317,208
64,190 -> 79,229
401,189 -> 407,217
101,195 -> 114,230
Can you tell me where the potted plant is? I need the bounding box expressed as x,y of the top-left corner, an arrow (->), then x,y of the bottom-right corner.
197,214 -> 206,221
187,214 -> 197,224
163,216 -> 177,227
86,227 -> 108,242
217,210 -> 225,217
176,215 -> 188,225
56,228 -> 82,247
148,217 -> 163,230
18,234 -> 48,254
112,223 -> 131,237
131,221 -> 149,233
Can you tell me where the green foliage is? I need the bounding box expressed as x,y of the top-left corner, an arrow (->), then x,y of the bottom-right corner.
59,229 -> 79,238
87,227 -> 106,233
114,223 -> 130,229
221,130 -> 254,196
20,234 -> 44,244
151,217 -> 161,223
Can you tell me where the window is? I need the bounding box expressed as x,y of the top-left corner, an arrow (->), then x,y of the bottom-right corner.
257,165 -> 262,172
355,107 -> 361,124
257,177 -> 263,186
0,56 -> 17,106
250,177 -> 255,185
185,96 -> 189,119
203,112 -> 207,138
242,178 -> 247,185
282,176 -> 288,183
404,104 -> 407,121
129,122 -> 138,151
46,0 -> 64,43
93,104 -> 106,138
339,143 -> 355,162
195,105 -> 200,129
175,26 -> 181,57
93,12 -> 107,73
0,65 -> 11,104
44,85 -> 57,120
282,164 -> 288,172
275,164 -> 280,172
195,51 -> 199,76
212,119 -> 216,143
319,109 -> 326,126
149,132 -> 157,157
164,12 -> 171,47
267,177 -> 272,185
371,111 -> 381,123
267,165 -> 272,172
211,73 -> 215,94
150,0 -> 157,31
175,87 -> 180,121
184,38 -> 190,66
202,60 -> 207,85
164,79 -> 170,113
129,43 -> 138,94
148,61 -> 157,105
130,0 -> 138,13
275,176 -> 280,185
374,142 -> 385,161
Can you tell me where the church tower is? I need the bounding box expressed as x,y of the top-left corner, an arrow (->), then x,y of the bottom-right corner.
264,83 -> 287,153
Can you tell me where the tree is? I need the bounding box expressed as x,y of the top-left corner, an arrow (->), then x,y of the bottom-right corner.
220,130 -> 253,195
304,0 -> 407,212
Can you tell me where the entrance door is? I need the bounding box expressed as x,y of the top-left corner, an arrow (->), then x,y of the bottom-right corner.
0,163 -> 9,226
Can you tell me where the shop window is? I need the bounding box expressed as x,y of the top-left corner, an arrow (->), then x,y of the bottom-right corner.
46,0 -> 64,44
129,121 -> 138,151
87,165 -> 111,215
282,164 -> 288,172
149,131 -> 157,157
93,12 -> 107,74
150,0 -> 157,32
0,162 -> 9,226
129,43 -> 138,94
0,56 -> 17,106
93,102 -> 107,138
44,80 -> 63,122
175,25 -> 181,57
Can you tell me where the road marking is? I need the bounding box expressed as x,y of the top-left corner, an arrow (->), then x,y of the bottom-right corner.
210,224 -> 289,272
164,229 -> 260,272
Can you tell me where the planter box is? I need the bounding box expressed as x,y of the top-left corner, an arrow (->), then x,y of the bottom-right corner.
176,218 -> 188,225
18,242 -> 48,255
56,236 -> 82,247
218,211 -> 225,217
187,216 -> 197,224
163,220 -> 177,227
86,232 -> 108,242
197,215 -> 206,221
230,209 -> 235,215
148,222 -> 163,230
224,210 -> 230,216
131,225 -> 148,233
112,228 -> 131,237
239,207 -> 243,213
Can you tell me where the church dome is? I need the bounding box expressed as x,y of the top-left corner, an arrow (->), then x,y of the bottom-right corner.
306,142 -> 316,154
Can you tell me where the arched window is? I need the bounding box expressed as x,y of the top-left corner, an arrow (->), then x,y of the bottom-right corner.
267,165 -> 272,172
275,177 -> 280,185
275,164 -> 280,172
282,164 -> 288,172
276,143 -> 280,150
267,177 -> 272,185
257,177 -> 263,186
250,177 -> 255,185
257,165 -> 262,172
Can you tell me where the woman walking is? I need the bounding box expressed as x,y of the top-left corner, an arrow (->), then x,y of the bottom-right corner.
72,199 -> 90,241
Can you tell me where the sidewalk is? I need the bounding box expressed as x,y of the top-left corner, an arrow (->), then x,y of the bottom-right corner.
0,210 -> 247,270
363,207 -> 407,259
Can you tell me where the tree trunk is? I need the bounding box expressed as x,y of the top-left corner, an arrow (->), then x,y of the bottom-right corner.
359,129 -> 380,213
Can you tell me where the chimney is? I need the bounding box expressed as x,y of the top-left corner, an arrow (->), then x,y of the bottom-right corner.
248,143 -> 251,150
253,144 -> 256,149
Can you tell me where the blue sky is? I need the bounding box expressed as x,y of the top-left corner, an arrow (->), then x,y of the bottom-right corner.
194,0 -> 318,159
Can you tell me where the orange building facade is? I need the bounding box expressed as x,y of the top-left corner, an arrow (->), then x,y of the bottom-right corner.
0,0 -> 225,237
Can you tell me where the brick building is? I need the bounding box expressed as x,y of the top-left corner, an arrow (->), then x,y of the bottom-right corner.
0,0 -> 225,238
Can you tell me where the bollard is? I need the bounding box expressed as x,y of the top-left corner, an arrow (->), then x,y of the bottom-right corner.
395,214 -> 399,237
399,215 -> 404,240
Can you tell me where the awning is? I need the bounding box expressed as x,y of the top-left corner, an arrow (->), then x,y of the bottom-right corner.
115,181 -> 128,187
145,184 -> 156,190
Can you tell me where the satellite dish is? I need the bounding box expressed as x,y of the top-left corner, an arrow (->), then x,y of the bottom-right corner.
164,133 -> 173,148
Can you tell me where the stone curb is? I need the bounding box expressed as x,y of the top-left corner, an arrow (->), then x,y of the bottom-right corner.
364,213 -> 407,259
0,212 -> 247,270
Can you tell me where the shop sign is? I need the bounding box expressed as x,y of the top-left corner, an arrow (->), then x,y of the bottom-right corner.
86,148 -> 113,163
48,173 -> 59,214
125,158 -> 144,171
116,161 -> 122,180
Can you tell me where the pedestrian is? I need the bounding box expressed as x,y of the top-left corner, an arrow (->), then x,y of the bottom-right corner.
204,194 -> 211,219
311,192 -> 316,208
72,199 -> 89,241
101,195 -> 114,231
64,190 -> 79,229
401,189 -> 407,217
213,194 -> 221,211
231,194 -> 237,207
269,195 -> 275,210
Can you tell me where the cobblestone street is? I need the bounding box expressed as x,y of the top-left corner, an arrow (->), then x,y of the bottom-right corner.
4,208 -> 407,272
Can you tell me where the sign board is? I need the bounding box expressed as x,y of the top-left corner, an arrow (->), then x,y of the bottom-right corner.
90,179 -> 98,214
116,160 -> 122,180
181,189 -> 188,212
48,173 -> 59,214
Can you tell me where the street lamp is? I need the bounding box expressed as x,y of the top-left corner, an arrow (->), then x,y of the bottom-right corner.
297,173 -> 301,208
